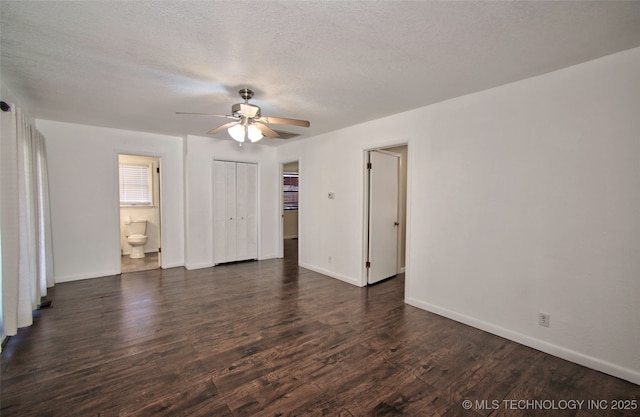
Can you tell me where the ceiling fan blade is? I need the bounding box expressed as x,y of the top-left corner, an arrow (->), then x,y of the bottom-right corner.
259,116 -> 310,128
254,122 -> 279,138
270,129 -> 303,140
176,112 -> 238,120
207,121 -> 238,135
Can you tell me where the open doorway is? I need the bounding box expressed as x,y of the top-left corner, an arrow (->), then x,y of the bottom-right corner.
281,161 -> 299,261
364,145 -> 407,285
118,154 -> 161,273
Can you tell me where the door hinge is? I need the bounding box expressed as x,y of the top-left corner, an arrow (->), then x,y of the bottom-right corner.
156,167 -> 160,173
366,261 -> 371,268
367,162 -> 372,170
158,247 -> 162,253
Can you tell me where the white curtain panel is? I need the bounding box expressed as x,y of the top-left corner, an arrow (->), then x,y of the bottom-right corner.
0,103 -> 20,337
0,103 -> 54,337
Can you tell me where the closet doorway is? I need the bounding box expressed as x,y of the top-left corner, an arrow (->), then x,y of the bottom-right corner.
213,160 -> 258,264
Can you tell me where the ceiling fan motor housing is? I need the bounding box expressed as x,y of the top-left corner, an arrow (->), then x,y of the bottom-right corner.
232,103 -> 260,118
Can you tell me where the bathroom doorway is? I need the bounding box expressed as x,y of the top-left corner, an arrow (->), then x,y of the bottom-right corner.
118,154 -> 161,273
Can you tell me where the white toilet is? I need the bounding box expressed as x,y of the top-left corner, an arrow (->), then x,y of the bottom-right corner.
126,220 -> 148,259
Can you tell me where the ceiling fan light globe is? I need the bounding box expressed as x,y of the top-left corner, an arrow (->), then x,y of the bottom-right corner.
228,124 -> 245,142
247,124 -> 264,142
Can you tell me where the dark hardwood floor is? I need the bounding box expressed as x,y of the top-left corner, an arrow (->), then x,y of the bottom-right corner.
2,239 -> 639,416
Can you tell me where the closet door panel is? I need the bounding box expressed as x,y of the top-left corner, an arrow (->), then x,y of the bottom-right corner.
225,162 -> 238,262
236,162 -> 248,260
213,161 -> 228,264
245,163 -> 258,259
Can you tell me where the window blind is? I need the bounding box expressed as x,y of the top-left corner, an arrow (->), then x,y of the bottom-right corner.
283,173 -> 298,209
119,164 -> 151,205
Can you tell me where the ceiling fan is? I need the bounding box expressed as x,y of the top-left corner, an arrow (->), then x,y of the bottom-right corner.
177,88 -> 310,143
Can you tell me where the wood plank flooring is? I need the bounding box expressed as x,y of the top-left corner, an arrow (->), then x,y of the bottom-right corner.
2,240 -> 639,416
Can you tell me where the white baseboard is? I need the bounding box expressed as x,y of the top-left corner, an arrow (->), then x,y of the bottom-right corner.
406,297 -> 640,386
299,262 -> 363,287
184,261 -> 215,270
121,248 -> 160,256
159,262 -> 184,269
55,263 -> 185,281
55,269 -> 120,283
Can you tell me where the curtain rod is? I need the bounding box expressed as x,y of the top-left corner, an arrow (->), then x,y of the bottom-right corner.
0,101 -> 10,112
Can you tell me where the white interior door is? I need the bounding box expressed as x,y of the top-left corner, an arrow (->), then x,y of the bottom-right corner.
224,162 -> 238,262
235,162 -> 258,260
236,162 -> 249,261
213,160 -> 238,264
367,150 -> 399,284
213,161 -> 231,263
244,163 -> 258,259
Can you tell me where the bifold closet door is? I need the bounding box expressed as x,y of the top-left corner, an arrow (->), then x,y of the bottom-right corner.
213,160 -> 258,264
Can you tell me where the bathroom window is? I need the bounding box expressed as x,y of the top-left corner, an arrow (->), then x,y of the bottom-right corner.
119,164 -> 152,206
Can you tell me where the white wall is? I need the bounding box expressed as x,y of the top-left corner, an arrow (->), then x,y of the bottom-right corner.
184,135 -> 279,269
38,121 -> 184,282
277,47 -> 640,384
277,126 -> 410,286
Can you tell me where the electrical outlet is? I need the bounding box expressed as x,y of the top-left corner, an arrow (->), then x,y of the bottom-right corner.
328,256 -> 332,264
538,312 -> 550,328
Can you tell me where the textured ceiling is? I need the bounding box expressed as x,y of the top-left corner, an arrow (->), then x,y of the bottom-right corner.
2,1 -> 640,144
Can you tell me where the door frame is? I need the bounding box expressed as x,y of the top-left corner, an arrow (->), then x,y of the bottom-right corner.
114,151 -> 163,274
212,159 -> 260,264
361,143 -> 409,286
364,149 -> 401,284
278,159 -> 300,259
